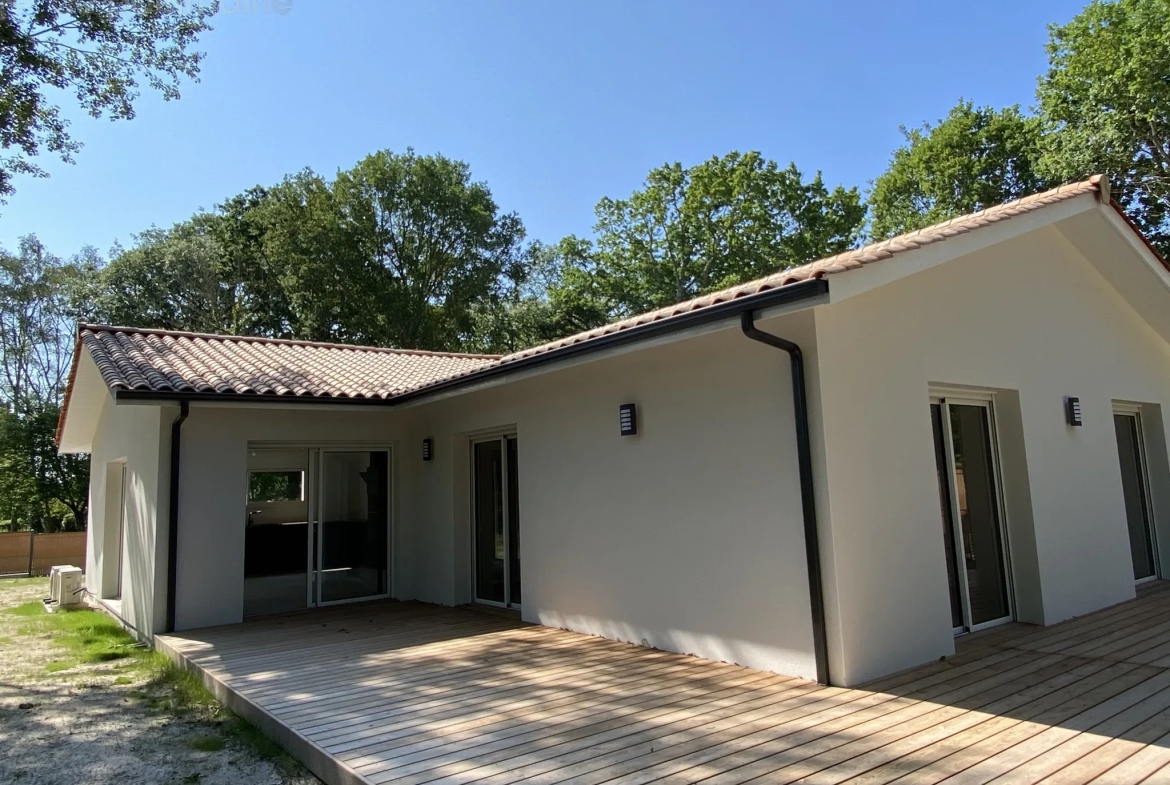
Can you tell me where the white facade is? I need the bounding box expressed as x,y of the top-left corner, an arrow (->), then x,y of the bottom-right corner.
78,351 -> 174,637
812,208 -> 1170,684
65,195 -> 1170,686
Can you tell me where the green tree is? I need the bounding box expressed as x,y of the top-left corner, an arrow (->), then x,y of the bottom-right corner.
463,236 -> 612,354
0,402 -> 87,531
0,236 -> 91,530
0,0 -> 217,199
92,150 -> 533,353
591,153 -> 864,315
329,150 -> 529,350
1038,0 -> 1170,255
95,213 -> 238,334
868,102 -> 1052,240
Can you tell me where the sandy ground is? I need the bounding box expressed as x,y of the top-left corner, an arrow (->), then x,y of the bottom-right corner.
0,578 -> 321,785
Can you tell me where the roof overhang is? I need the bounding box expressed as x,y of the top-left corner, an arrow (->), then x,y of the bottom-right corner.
100,277 -> 832,410
59,175 -> 1170,443
57,347 -> 114,453
1054,200 -> 1170,344
825,190 -> 1104,303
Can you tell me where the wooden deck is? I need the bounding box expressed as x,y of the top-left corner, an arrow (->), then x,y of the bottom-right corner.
156,584 -> 1170,785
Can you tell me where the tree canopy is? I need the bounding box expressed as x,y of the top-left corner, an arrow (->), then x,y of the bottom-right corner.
1038,0 -> 1170,254
0,0 -> 215,199
870,0 -> 1170,256
868,102 -> 1052,240
0,237 -> 91,530
589,153 -> 864,316
93,150 -> 530,352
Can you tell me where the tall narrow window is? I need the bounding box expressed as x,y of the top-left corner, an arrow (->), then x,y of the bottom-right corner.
102,461 -> 127,601
931,397 -> 1013,633
932,404 -> 964,631
1114,410 -> 1158,582
474,435 -> 521,608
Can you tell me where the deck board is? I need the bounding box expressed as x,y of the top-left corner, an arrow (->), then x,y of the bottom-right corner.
156,587 -> 1170,785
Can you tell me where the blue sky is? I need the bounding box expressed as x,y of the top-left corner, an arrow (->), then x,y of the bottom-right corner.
1,0 -> 1088,259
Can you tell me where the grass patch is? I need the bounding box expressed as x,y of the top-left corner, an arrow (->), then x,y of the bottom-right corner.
188,735 -> 225,752
12,602 -> 138,664
0,576 -> 52,587
0,584 -> 313,782
8,601 -> 47,616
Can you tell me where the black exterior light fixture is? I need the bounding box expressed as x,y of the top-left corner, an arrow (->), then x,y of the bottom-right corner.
1065,397 -> 1083,427
422,438 -> 434,461
619,403 -> 638,436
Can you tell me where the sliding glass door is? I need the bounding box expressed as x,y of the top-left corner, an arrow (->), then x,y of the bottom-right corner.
473,435 -> 521,608
931,397 -> 1013,633
1114,410 -> 1158,582
244,446 -> 391,617
318,450 -> 390,603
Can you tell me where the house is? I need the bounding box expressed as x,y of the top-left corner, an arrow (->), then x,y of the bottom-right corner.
55,175 -> 1170,687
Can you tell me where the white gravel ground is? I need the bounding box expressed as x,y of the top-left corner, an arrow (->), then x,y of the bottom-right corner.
0,578 -> 321,785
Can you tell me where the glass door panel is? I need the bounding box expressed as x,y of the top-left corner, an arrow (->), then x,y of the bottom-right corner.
948,403 -> 1011,627
1114,413 -> 1158,581
474,440 -> 506,604
507,437 -> 521,605
932,398 -> 1013,633
474,436 -> 520,607
931,404 -> 965,630
318,450 -> 389,603
243,458 -> 309,617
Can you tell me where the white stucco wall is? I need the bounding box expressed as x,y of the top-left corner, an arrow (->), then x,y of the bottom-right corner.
813,222 -> 1170,685
404,312 -> 820,680
173,407 -> 409,631
83,368 -> 171,638
153,315 -> 819,679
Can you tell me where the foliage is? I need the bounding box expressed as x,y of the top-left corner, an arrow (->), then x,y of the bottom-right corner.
0,237 -> 90,530
95,149 -> 532,353
868,102 -> 1053,239
0,0 -> 217,199
1038,0 -> 1170,255
590,152 -> 864,316
0,235 -> 87,407
94,213 -> 236,334
0,402 -> 87,530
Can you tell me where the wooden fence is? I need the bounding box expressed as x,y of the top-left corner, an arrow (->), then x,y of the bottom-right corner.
0,531 -> 87,577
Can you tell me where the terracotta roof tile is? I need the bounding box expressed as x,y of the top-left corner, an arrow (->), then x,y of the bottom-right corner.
78,326 -> 498,400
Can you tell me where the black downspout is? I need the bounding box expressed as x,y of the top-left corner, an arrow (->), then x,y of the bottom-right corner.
165,401 -> 189,634
741,311 -> 830,685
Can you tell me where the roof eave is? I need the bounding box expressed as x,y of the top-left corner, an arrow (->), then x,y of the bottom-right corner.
106,277 -> 830,410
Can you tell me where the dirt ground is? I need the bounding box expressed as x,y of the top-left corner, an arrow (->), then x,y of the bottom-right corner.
0,578 -> 321,785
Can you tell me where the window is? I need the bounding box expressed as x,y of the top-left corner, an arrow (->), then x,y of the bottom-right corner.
248,471 -> 304,503
1113,407 -> 1159,582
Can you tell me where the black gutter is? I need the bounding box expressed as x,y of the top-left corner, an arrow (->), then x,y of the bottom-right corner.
741,311 -> 830,686
113,278 -> 829,410
165,400 -> 189,634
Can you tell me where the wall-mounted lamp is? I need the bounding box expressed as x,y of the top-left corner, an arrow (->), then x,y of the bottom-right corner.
619,403 -> 638,436
422,438 -> 434,461
1064,397 -> 1083,427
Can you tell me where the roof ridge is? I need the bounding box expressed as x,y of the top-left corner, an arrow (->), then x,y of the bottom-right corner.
77,324 -> 502,361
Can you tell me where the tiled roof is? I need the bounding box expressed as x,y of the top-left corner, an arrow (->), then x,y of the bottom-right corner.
497,176 -> 1107,364
59,176 -> 1111,445
80,326 -> 497,399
